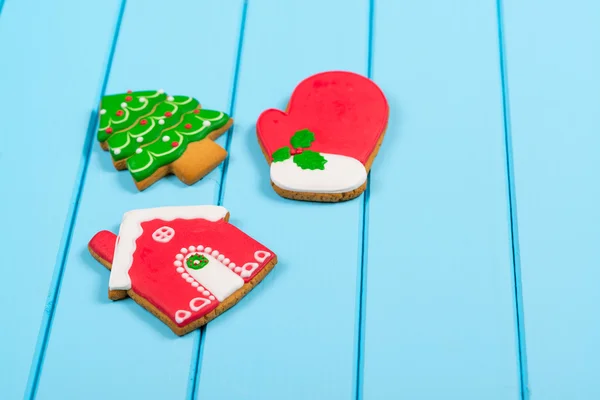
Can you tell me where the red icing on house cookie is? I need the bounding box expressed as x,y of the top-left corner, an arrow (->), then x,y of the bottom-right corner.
257,71 -> 389,201
88,206 -> 277,336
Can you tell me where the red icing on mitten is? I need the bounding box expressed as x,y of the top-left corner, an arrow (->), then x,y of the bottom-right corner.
257,71 -> 388,164
257,71 -> 388,199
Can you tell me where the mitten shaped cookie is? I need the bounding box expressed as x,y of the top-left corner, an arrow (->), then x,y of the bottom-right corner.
88,206 -> 277,336
257,71 -> 389,202
98,90 -> 233,191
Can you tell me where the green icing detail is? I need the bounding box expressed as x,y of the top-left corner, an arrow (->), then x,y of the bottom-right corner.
272,147 -> 291,162
126,107 -> 230,181
290,129 -> 315,149
293,150 -> 327,170
107,97 -> 199,161
98,90 -> 166,143
186,254 -> 209,270
270,129 -> 327,170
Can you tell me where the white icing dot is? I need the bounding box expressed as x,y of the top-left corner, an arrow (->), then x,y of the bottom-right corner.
186,277 -> 194,283
140,97 -> 147,102
174,261 -> 182,267
162,136 -> 170,142
223,258 -> 230,265
181,248 -> 188,254
167,96 -> 175,101
158,89 -> 165,94
229,262 -> 236,269
176,254 -> 184,260
211,250 -> 219,257
202,120 -> 211,127
158,119 -> 165,126
217,254 -> 225,261
229,265 -> 235,270
234,267 -> 242,273
121,102 -> 127,108
203,290 -> 210,296
192,282 -> 199,287
113,148 -> 121,155
176,267 -> 184,273
135,148 -> 142,154
188,245 -> 196,252
204,247 -> 212,253
198,286 -> 204,291
182,273 -> 189,279
136,137 -> 143,143
100,109 -> 106,115
196,245 -> 204,251
209,295 -> 215,300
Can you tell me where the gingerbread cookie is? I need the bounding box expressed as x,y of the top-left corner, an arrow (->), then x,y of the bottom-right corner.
97,90 -> 233,191
88,205 -> 277,336
257,71 -> 389,202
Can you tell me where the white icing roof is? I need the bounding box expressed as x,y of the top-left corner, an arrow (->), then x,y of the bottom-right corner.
109,205 -> 229,291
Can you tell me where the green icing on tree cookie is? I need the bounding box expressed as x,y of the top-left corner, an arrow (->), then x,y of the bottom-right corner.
106,96 -> 200,161
271,129 -> 327,170
126,108 -> 230,181
98,90 -> 166,143
98,89 -> 230,183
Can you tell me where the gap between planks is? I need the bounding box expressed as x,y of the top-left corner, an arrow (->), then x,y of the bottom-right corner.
187,1 -> 249,399
495,0 -> 529,398
23,1 -> 128,399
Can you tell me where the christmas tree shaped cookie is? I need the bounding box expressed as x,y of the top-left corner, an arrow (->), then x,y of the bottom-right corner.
88,205 -> 278,336
257,71 -> 389,202
97,90 -> 233,191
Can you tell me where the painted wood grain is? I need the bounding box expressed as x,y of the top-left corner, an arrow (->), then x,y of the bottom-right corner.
503,0 -> 600,398
34,1 -> 243,399
0,0 -> 121,398
195,1 -> 370,399
361,1 -> 521,398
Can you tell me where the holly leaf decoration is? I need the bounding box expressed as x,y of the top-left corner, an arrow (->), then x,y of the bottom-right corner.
272,146 -> 291,162
290,129 -> 315,149
293,150 -> 327,170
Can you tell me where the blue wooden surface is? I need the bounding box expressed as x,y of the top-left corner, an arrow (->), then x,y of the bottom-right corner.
1,0 -> 598,399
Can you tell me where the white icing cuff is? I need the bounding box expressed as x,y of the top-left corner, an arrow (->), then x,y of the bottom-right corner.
270,153 -> 367,194
109,205 -> 229,291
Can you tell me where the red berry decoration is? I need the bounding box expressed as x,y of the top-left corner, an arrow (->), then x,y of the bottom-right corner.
171,141 -> 179,147
125,95 -> 133,101
185,123 -> 192,129
140,119 -> 148,125
127,90 -> 132,94
193,109 -> 200,114
165,111 -> 173,117
106,127 -> 113,134
116,110 -> 124,117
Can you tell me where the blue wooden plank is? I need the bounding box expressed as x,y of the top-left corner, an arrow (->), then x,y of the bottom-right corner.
195,1 -> 370,399
0,1 -> 122,398
502,0 -> 600,398
34,1 -> 243,399
361,1 -> 521,399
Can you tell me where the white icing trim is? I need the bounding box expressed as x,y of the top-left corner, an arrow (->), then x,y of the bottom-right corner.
254,250 -> 271,263
190,297 -> 211,312
178,248 -> 243,302
239,262 -> 259,279
175,310 -> 191,324
108,206 -> 229,291
270,153 -> 367,194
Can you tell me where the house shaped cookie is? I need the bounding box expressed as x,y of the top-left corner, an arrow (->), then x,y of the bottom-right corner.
88,206 -> 277,336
